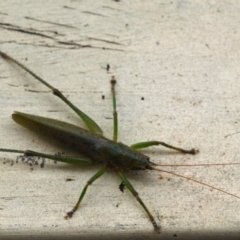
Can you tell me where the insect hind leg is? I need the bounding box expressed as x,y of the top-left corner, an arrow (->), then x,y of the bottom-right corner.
0,51 -> 103,136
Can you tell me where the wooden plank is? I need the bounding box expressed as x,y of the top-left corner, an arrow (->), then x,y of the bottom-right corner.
1,1 -> 240,239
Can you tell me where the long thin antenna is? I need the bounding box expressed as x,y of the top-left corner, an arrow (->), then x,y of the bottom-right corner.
153,162 -> 240,167
151,167 -> 240,199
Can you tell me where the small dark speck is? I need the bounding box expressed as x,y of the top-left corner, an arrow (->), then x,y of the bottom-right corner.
102,95 -> 105,100
66,178 -> 74,182
119,182 -> 125,192
53,224 -> 59,227
141,97 -> 144,101
106,64 -> 110,72
173,233 -> 177,237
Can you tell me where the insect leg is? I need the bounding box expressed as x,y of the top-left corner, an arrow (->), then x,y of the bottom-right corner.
0,51 -> 103,135
65,165 -> 108,219
111,76 -> 118,142
0,148 -> 92,165
130,141 -> 198,154
117,169 -> 160,233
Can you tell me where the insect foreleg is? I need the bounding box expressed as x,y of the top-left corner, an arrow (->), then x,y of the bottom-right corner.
130,141 -> 198,154
117,169 -> 160,234
65,165 -> 108,219
110,76 -> 118,142
0,51 -> 103,135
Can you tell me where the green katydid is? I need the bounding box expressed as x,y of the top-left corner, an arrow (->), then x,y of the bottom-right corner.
0,51 -> 239,234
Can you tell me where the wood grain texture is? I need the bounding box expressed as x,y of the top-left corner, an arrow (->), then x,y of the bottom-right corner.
1,1 -> 240,239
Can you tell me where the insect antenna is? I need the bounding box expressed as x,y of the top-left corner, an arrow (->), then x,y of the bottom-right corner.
149,163 -> 240,200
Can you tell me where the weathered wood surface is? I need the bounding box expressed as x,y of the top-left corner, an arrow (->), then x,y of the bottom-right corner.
0,1 -> 240,239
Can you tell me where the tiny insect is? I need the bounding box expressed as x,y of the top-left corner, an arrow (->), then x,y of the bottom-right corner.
0,51 -> 239,233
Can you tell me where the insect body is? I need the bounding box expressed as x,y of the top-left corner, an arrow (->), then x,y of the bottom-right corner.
0,51 -> 208,233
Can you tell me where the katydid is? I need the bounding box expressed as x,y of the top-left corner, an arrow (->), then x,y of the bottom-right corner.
0,51 -> 239,234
